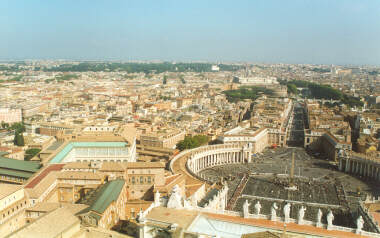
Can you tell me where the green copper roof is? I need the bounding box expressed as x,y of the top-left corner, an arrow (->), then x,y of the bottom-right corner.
49,141 -> 127,164
89,179 -> 125,215
0,157 -> 41,173
0,168 -> 33,179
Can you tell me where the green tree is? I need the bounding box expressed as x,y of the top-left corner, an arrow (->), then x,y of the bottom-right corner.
9,122 -> 25,133
176,135 -> 209,151
179,75 -> 186,84
14,132 -> 25,146
287,84 -> 298,95
24,148 -> 41,161
163,75 -> 167,85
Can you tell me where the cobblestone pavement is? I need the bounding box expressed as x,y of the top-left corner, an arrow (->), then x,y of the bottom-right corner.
199,147 -> 380,198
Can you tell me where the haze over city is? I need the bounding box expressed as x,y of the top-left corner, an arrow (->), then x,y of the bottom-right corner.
2,0 -> 380,65
1,1 -> 380,238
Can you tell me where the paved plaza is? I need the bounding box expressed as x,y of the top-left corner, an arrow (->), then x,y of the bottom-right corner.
199,147 -> 380,197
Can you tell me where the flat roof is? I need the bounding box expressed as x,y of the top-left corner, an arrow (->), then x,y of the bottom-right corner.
0,184 -> 22,199
49,141 -> 128,164
9,207 -> 80,238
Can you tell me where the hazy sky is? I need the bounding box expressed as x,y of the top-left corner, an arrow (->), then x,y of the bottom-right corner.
1,0 -> 380,65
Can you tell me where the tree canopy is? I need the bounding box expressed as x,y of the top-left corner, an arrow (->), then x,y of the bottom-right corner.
176,135 -> 209,151
24,148 -> 41,161
223,86 -> 274,102
14,132 -> 25,146
287,84 -> 298,95
43,62 -> 242,73
9,122 -> 25,133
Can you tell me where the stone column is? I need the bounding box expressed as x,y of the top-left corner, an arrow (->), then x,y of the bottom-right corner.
361,162 -> 364,175
355,161 -> 359,174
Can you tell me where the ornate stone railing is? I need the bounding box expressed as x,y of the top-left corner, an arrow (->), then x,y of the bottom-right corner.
183,205 -> 380,237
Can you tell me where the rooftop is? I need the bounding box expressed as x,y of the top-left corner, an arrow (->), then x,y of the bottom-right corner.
0,157 -> 40,173
0,184 -> 22,200
80,179 -> 125,218
49,141 -> 128,164
9,207 -> 80,238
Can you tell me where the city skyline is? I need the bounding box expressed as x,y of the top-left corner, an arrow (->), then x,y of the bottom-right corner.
2,0 -> 380,65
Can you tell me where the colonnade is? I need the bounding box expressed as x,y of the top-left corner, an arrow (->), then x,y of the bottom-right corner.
187,144 -> 252,174
339,156 -> 380,181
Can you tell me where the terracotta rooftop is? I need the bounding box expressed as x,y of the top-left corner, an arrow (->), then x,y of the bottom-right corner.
25,164 -> 64,189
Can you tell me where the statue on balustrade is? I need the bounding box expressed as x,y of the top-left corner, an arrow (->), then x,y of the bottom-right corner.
316,208 -> 323,227
283,203 -> 291,223
327,210 -> 334,230
356,216 -> 364,234
243,200 -> 250,218
298,206 -> 306,224
271,202 -> 278,221
254,201 -> 261,215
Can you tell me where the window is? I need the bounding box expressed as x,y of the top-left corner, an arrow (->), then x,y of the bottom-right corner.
131,177 -> 135,184
147,177 -> 151,184
140,177 -> 143,184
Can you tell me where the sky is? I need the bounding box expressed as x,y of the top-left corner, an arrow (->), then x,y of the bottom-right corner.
1,0 -> 380,65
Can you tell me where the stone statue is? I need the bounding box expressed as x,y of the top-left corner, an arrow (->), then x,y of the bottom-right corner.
167,185 -> 183,209
184,199 -> 192,209
316,209 -> 323,227
137,209 -> 145,223
191,195 -> 197,207
254,201 -> 262,215
283,203 -> 291,223
243,200 -> 250,218
327,210 -> 334,230
298,206 -> 306,224
154,190 -> 161,207
356,216 -> 364,234
271,203 -> 278,221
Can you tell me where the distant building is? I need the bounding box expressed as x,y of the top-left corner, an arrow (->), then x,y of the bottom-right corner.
236,76 -> 278,85
140,130 -> 185,149
211,65 -> 220,71
218,127 -> 268,154
0,108 -> 22,124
